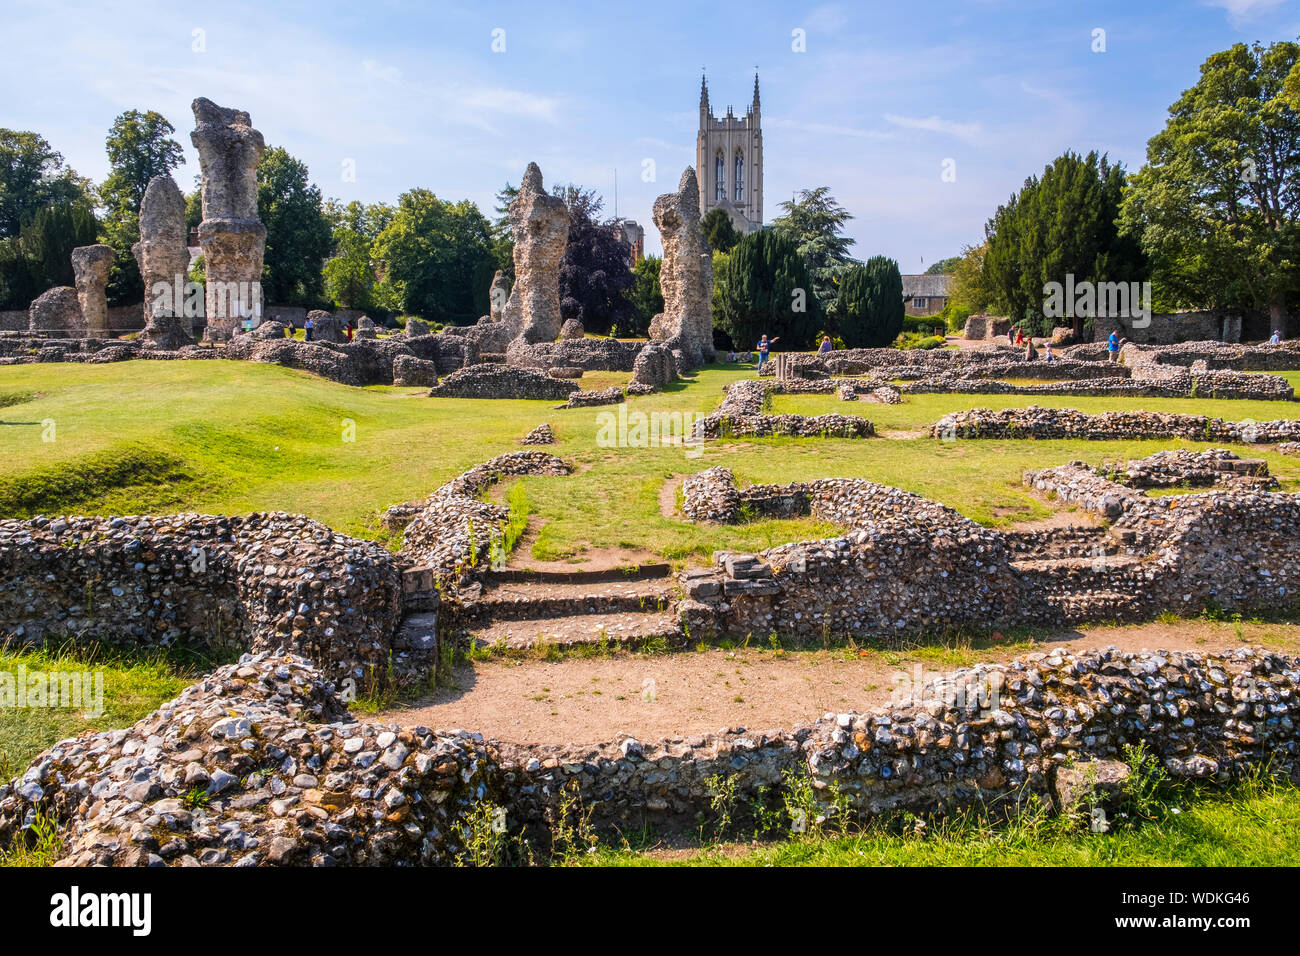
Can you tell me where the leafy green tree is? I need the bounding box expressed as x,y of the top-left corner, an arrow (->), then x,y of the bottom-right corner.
323,226 -> 374,309
701,208 -> 740,253
100,111 -> 185,214
0,201 -> 98,308
324,198 -> 394,240
771,186 -> 857,318
627,254 -> 664,336
97,110 -> 185,305
949,242 -> 992,312
1121,41 -> 1300,333
371,188 -> 496,322
836,255 -> 904,348
983,150 -> 1145,337
0,130 -> 93,239
714,229 -> 822,350
925,256 -> 961,275
256,147 -> 332,306
320,199 -> 397,311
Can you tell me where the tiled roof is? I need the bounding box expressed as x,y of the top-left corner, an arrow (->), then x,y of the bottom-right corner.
901,274 -> 952,297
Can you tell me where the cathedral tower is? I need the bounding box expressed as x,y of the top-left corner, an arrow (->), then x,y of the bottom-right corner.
696,73 -> 763,233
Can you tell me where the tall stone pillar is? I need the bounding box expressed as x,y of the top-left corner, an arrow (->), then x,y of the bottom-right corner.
191,97 -> 266,339
70,244 -> 114,337
132,174 -> 194,348
651,167 -> 715,367
501,163 -> 568,345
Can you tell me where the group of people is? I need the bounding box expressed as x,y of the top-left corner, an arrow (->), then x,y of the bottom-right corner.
268,316 -> 360,342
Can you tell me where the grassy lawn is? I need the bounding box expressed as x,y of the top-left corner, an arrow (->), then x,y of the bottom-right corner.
2,360 -> 1299,560
0,643 -> 198,786
583,777 -> 1300,867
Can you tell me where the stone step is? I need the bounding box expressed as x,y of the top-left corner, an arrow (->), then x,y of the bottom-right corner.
1010,554 -> 1145,575
472,577 -> 678,621
1043,590 -> 1143,623
467,609 -> 684,650
480,562 -> 672,585
393,612 -> 440,653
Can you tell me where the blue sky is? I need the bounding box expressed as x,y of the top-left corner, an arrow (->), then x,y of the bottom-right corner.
3,0 -> 1297,264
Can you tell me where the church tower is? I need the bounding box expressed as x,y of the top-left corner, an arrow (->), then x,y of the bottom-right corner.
696,73 -> 763,233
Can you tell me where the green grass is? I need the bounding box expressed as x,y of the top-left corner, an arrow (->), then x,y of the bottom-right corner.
585,776 -> 1300,867
0,641 -> 197,785
2,360 -> 1298,556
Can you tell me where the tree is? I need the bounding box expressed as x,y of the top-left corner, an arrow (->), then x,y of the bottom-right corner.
836,255 -> 904,348
983,150 -> 1145,337
323,226 -> 374,310
771,186 -> 857,318
714,229 -> 822,350
257,147 -> 332,306
948,242 -> 992,313
925,256 -> 961,275
549,183 -> 635,334
701,208 -> 740,253
627,254 -> 664,336
97,111 -> 185,306
1120,41 -> 1300,333
0,201 -> 98,308
371,189 -> 496,322
0,130 -> 92,239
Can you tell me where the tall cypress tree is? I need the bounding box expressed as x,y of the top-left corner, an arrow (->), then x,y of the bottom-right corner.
715,229 -> 822,349
982,151 -> 1145,336
836,255 -> 904,348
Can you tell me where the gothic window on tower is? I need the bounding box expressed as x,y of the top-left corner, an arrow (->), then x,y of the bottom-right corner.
734,154 -> 744,202
715,155 -> 725,201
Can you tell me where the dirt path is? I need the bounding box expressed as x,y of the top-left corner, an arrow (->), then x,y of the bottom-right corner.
379,619 -> 1300,745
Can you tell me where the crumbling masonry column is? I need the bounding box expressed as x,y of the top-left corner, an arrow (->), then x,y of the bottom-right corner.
70,244 -> 114,337
651,167 -> 714,367
133,174 -> 194,348
502,163 -> 568,344
191,97 -> 266,339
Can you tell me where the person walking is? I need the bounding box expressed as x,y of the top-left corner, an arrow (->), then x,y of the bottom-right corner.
1044,341 -> 1055,363
756,334 -> 779,373
346,321 -> 354,342
1107,329 -> 1120,362
304,315 -> 314,342
287,319 -> 297,339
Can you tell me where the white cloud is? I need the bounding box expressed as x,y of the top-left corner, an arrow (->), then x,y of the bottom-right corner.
883,113 -> 982,144
1204,0 -> 1288,25
362,60 -> 401,84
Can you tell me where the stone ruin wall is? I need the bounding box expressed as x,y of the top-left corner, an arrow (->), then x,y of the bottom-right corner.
0,513 -> 409,686
692,379 -> 876,440
678,466 -> 1300,640
2,643 -> 1294,865
931,406 -> 1300,443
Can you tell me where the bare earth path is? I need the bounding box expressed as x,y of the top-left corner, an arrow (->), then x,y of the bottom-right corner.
379,620 -> 1300,745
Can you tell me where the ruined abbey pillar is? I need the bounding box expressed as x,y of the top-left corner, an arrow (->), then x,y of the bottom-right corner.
190,97 -> 266,339
133,174 -> 194,348
501,163 -> 568,344
652,167 -> 715,367
70,244 -> 114,338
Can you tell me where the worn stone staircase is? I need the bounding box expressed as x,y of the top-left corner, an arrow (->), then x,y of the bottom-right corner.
458,564 -> 683,650
1011,553 -> 1149,624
